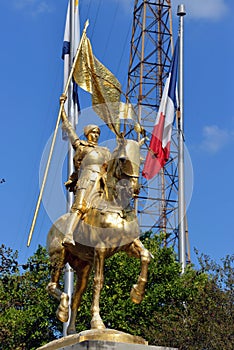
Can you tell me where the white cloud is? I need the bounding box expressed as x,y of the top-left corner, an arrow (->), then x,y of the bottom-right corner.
172,0 -> 228,20
201,125 -> 233,153
14,0 -> 53,16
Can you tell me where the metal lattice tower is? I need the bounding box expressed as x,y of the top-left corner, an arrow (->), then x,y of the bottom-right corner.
125,0 -> 186,252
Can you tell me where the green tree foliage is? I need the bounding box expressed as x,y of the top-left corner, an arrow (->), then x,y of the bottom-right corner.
0,236 -> 233,349
0,244 -> 62,349
73,235 -> 234,349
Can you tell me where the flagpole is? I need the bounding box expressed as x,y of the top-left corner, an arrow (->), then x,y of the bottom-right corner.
63,0 -> 75,337
27,19 -> 89,248
177,4 -> 186,273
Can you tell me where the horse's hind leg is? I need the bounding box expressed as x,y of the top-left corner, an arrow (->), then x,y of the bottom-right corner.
46,248 -> 69,323
127,238 -> 152,304
67,260 -> 92,335
91,248 -> 106,329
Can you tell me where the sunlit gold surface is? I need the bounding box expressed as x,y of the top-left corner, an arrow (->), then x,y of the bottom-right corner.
37,329 -> 147,350
60,98 -> 112,246
77,329 -> 148,344
46,100 -> 152,335
46,136 -> 152,334
73,33 -> 121,135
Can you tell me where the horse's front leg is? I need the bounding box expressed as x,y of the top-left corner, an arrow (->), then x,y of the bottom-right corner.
46,249 -> 69,323
67,260 -> 92,335
91,248 -> 106,329
127,238 -> 152,304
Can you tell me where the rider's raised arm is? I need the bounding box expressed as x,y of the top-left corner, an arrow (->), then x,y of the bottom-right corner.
60,94 -> 79,146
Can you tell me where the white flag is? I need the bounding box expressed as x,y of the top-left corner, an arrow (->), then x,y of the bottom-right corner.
62,0 -> 80,136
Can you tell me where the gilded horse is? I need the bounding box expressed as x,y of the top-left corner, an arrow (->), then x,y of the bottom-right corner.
46,138 -> 152,335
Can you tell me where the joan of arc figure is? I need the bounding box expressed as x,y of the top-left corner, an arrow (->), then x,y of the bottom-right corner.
60,94 -> 111,245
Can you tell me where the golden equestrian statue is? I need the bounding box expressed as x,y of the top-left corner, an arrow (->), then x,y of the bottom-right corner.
46,95 -> 152,335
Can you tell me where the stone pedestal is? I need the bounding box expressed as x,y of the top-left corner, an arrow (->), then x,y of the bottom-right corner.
37,329 -> 177,350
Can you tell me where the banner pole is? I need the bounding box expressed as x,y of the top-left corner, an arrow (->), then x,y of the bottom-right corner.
27,20 -> 89,247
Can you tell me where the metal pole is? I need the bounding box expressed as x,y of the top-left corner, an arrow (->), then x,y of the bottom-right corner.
177,4 -> 186,273
63,0 -> 75,336
157,1 -> 167,240
134,0 -> 147,215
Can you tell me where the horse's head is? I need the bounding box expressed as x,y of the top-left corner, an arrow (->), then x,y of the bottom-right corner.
107,138 -> 142,201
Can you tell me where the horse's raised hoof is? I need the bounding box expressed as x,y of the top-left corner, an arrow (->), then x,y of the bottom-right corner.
130,284 -> 145,304
56,292 -> 69,323
56,308 -> 69,323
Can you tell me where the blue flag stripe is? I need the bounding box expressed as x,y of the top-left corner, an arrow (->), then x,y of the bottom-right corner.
168,40 -> 179,109
72,79 -> 80,113
62,41 -> 70,60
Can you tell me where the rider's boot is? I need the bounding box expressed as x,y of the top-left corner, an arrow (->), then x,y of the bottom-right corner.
62,211 -> 82,246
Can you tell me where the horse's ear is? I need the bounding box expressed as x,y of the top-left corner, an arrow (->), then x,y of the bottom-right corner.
138,137 -> 148,146
116,135 -> 125,145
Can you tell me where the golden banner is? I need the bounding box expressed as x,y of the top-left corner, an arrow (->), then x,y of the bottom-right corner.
73,34 -> 121,135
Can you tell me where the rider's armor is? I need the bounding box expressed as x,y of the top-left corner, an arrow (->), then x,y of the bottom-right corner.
71,146 -> 111,213
62,117 -> 110,214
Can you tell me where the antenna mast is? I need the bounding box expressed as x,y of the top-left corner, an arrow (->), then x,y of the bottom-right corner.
126,0 -> 190,261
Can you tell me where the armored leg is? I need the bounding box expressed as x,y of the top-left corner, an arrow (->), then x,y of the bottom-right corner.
63,188 -> 87,246
62,211 -> 82,246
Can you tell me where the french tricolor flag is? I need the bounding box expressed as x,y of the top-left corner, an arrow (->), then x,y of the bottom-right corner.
142,41 -> 179,180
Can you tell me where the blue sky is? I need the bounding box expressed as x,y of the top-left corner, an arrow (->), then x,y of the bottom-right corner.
0,0 -> 233,267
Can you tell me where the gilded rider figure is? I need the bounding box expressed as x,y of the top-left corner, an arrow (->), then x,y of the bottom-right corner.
60,94 -> 111,245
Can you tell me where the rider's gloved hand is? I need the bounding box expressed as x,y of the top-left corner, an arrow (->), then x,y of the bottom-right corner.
60,94 -> 67,105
